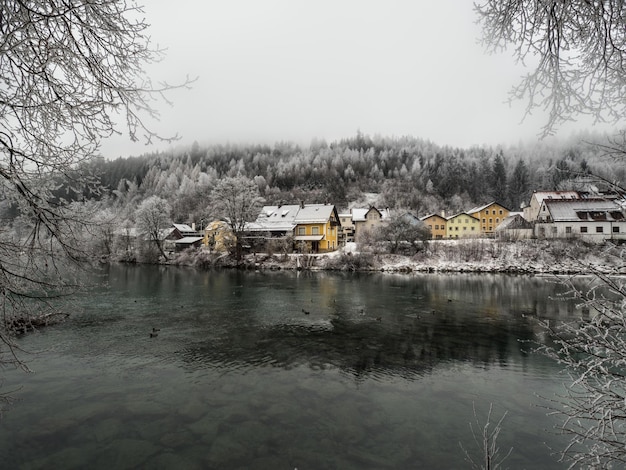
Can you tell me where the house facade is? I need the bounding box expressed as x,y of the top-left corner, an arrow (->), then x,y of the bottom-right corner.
495,214 -> 534,240
203,220 -> 236,252
524,191 -> 580,222
468,202 -> 510,236
534,198 -> 626,242
248,203 -> 341,253
293,204 -> 341,252
352,207 -> 390,242
446,212 -> 480,238
420,214 -> 447,239
338,212 -> 355,243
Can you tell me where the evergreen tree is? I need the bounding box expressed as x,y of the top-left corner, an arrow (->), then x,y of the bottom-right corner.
491,152 -> 508,205
508,159 -> 530,210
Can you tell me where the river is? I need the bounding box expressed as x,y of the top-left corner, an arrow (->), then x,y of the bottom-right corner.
0,264 -> 585,469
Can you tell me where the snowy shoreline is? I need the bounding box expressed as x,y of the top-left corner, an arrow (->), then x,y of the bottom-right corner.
227,239 -> 626,276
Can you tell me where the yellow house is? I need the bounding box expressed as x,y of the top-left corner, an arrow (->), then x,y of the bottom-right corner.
247,203 -> 341,253
203,220 -> 236,252
420,214 -> 447,239
293,204 -> 341,252
446,212 -> 480,238
468,202 -> 510,236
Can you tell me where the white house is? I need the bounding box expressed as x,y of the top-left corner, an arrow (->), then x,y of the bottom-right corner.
534,198 -> 626,242
352,207 -> 390,242
524,190 -> 580,222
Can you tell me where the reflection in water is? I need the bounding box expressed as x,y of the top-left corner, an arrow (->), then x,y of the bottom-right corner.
0,265 -> 580,469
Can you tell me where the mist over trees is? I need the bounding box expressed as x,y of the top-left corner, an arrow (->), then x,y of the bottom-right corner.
73,130 -> 625,232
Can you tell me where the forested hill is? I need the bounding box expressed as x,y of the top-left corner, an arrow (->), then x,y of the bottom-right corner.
86,131 -> 625,223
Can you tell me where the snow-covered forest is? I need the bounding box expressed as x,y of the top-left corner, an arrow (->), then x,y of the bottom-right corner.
79,130 -> 623,227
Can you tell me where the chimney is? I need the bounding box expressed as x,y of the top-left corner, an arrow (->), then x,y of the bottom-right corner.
300,200 -> 305,209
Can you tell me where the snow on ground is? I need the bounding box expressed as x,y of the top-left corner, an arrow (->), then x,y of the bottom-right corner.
237,239 -> 626,275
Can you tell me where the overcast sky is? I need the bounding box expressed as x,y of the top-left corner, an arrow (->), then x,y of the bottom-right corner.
100,0 -> 604,158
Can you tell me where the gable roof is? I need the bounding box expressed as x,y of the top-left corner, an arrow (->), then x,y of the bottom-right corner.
295,204 -> 336,224
174,236 -> 204,245
446,212 -> 480,221
352,207 -> 390,222
173,223 -> 195,233
542,199 -> 625,222
420,213 -> 447,221
496,214 -> 533,230
351,208 -> 368,221
248,203 -> 339,232
467,201 -> 510,214
530,191 -> 580,205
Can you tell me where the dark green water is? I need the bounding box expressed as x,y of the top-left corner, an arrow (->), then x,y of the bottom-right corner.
0,265 -> 581,469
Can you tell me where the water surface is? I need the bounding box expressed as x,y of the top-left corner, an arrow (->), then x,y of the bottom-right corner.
0,265 -> 582,469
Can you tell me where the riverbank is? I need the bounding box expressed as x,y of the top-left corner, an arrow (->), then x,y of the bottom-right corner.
172,238 -> 626,276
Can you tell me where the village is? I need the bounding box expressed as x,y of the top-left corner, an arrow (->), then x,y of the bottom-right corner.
116,188 -> 626,260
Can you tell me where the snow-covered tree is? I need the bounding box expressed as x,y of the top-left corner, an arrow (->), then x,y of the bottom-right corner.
135,196 -> 172,261
476,0 -> 626,137
0,0 -> 187,378
209,175 -> 264,260
477,2 -> 626,466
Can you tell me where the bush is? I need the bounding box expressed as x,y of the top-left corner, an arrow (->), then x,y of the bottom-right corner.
324,252 -> 376,271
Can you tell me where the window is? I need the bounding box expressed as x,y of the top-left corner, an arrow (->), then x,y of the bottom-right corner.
463,226 -> 467,231
580,226 -> 588,233
489,218 -> 493,224
596,226 -> 604,233
551,226 -> 557,234
428,224 -> 432,230
613,226 -> 620,233
312,226 -> 319,235
435,224 -> 439,230
298,227 -> 305,235
455,227 -> 459,231
471,227 -> 475,231
499,210 -> 503,215
482,218 -> 486,224
496,218 -> 499,224
565,226 -> 572,234
489,226 -> 492,231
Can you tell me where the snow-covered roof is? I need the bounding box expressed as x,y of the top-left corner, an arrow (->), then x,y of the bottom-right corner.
351,207 -> 390,222
467,201 -> 510,214
173,223 -> 195,233
446,212 -> 480,221
543,199 -> 625,222
496,214 -> 533,231
351,208 -> 368,222
249,203 -> 338,231
420,213 -> 446,221
249,204 -> 300,231
174,236 -> 204,244
296,204 -> 336,223
531,191 -> 580,205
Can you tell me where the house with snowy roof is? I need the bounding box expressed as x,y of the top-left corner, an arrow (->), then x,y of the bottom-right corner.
467,202 -> 510,236
420,213 -> 447,239
351,207 -> 390,242
247,202 -> 341,252
446,212 -> 481,239
523,191 -> 580,222
534,198 -> 626,242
